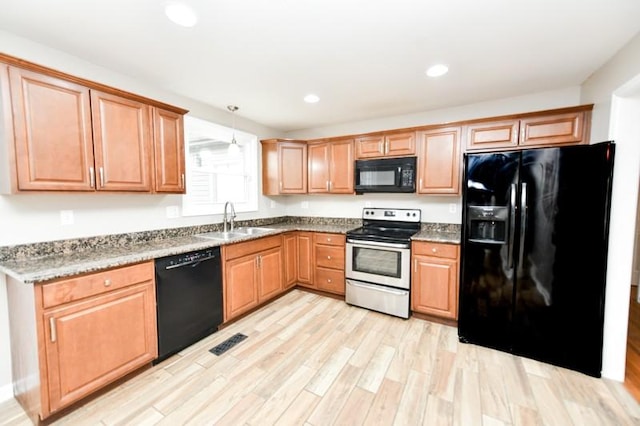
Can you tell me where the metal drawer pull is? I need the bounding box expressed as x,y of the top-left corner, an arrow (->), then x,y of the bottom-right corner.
104,279 -> 111,287
327,256 -> 331,260
50,318 -> 57,343
327,279 -> 332,283
432,248 -> 437,253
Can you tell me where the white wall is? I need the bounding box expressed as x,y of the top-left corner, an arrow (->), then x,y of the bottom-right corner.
580,31 -> 640,381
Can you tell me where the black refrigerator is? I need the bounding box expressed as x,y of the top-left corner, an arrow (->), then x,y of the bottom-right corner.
458,141 -> 615,377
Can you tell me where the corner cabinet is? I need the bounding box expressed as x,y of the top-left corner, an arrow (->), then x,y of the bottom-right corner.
0,55 -> 187,194
222,235 -> 283,321
261,139 -> 308,194
308,139 -> 354,194
416,127 -> 461,195
464,107 -> 591,152
411,241 -> 460,320
6,261 -> 157,422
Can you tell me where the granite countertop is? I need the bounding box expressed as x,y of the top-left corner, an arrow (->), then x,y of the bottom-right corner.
0,218 -> 460,284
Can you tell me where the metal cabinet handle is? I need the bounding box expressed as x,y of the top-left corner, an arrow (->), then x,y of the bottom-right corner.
327,279 -> 332,283
89,167 -> 95,188
181,173 -> 185,189
327,256 -> 331,260
104,279 -> 111,287
99,167 -> 105,188
50,318 -> 57,343
385,140 -> 389,153
431,248 -> 437,253
379,141 -> 383,153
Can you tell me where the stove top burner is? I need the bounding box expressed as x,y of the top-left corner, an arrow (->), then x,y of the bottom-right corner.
347,207 -> 422,244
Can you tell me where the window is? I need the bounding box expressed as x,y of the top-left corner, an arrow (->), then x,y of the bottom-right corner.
182,115 -> 258,216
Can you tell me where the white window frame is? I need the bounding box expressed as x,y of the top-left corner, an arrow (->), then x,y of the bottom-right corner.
182,115 -> 258,216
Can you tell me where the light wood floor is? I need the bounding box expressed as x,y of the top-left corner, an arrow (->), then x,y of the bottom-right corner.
2,289 -> 639,425
625,286 -> 640,401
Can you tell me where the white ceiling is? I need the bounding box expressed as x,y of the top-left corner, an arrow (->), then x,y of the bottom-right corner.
0,0 -> 639,132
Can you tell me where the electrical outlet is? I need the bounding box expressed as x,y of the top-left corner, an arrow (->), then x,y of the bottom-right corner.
365,201 -> 372,207
60,210 -> 74,226
301,201 -> 309,209
449,204 -> 457,214
166,205 -> 180,219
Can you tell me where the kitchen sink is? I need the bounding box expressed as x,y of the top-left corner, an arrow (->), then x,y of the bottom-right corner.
233,227 -> 276,235
196,227 -> 276,241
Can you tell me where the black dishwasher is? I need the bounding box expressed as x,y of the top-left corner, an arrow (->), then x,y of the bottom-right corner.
154,247 -> 223,364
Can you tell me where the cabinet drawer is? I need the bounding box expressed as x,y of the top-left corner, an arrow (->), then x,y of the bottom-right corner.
224,235 -> 282,260
412,242 -> 459,259
315,267 -> 345,295
315,245 -> 345,269
41,261 -> 154,309
314,233 -> 345,246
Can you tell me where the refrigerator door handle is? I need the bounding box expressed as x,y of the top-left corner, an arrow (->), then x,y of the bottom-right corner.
518,182 -> 528,269
508,183 -> 517,268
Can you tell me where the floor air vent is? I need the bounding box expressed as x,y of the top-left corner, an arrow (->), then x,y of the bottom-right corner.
209,333 -> 248,356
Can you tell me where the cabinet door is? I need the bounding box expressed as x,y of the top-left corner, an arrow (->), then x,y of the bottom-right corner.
519,112 -> 586,147
465,120 -> 519,151
153,108 -> 185,193
412,255 -> 458,319
308,143 -> 330,193
283,233 -> 298,289
224,255 -> 259,320
91,90 -> 152,192
279,143 -> 308,193
43,282 -> 156,413
297,232 -> 314,286
258,247 -> 283,302
417,127 -> 461,194
355,135 -> 384,159
329,140 -> 354,193
385,132 -> 415,157
9,66 -> 95,191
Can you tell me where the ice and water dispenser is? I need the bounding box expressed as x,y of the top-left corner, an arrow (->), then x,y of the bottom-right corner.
467,205 -> 508,243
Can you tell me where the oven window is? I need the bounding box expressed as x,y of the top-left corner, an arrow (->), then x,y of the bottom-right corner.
353,246 -> 401,278
359,170 -> 395,186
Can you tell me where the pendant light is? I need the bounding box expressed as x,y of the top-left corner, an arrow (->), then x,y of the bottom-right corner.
227,105 -> 240,156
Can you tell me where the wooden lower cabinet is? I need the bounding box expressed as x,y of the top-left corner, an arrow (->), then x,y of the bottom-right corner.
223,235 -> 283,321
297,232 -> 314,287
283,232 -> 298,288
313,233 -> 346,295
6,261 -> 157,422
411,241 -> 460,320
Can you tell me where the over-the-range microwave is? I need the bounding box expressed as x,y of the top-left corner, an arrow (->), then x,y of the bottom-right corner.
354,156 -> 416,194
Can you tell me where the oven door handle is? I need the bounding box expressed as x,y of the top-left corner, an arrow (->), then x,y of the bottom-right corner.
347,280 -> 408,296
346,239 -> 410,249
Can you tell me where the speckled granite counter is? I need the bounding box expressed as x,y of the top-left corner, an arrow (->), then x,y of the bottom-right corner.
0,218 -> 359,284
0,217 -> 460,284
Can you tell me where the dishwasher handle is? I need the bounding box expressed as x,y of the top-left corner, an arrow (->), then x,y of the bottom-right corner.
164,253 -> 218,270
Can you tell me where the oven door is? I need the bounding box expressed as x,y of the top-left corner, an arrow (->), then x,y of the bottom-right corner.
345,239 -> 411,289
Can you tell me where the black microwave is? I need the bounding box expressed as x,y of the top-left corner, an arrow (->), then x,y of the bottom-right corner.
354,156 -> 416,193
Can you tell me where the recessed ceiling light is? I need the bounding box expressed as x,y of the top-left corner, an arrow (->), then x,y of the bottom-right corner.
165,1 -> 198,27
426,64 -> 449,77
304,94 -> 320,103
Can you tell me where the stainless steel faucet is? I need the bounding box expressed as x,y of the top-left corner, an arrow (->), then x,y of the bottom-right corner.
223,201 -> 236,232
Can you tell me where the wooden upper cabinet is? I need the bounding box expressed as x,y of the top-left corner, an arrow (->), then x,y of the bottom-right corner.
0,55 -> 188,194
153,108 -> 185,193
308,139 -> 354,194
417,127 -> 461,195
261,140 -> 307,195
355,132 -> 415,159
465,108 -> 591,152
90,91 -> 152,192
8,66 -> 95,191
308,142 -> 330,193
465,120 -> 519,151
519,111 -> 585,147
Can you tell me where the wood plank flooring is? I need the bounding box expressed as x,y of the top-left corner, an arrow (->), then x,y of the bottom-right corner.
625,286 -> 640,401
1,289 -> 639,425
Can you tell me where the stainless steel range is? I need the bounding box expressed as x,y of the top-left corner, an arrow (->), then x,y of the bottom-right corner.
345,208 -> 421,319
